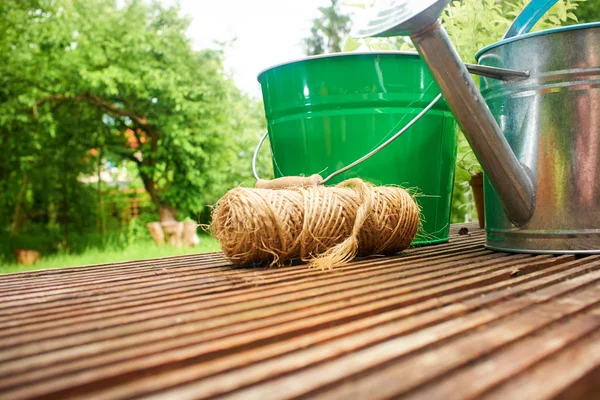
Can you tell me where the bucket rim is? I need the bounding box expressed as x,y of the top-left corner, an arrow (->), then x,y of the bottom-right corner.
475,22 -> 600,61
256,51 -> 419,83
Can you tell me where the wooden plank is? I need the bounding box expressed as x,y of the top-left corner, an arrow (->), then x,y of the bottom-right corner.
0,252 -> 528,376
482,325 -> 600,400
1,224 -> 598,400
0,224 -> 480,289
0,237 -> 486,313
0,223 -> 477,286
0,245 -> 491,332
7,258 -> 597,400
183,283 -> 600,400
0,226 -> 482,292
0,252 -> 228,287
0,234 -> 485,298
310,296 -> 600,399
400,311 -> 600,400
0,250 -> 517,354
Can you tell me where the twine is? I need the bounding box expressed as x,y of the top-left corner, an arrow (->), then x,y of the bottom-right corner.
210,178 -> 420,269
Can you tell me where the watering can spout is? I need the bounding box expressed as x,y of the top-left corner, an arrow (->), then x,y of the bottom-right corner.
352,0 -> 536,226
411,21 -> 536,226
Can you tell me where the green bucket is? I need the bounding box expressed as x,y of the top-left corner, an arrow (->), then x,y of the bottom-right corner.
257,52 -> 457,244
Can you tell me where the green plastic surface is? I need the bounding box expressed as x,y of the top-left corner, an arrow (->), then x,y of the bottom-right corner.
258,52 -> 458,244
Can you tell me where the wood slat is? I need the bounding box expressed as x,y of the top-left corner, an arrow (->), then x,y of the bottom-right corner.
1,257 -> 580,398
0,249 -> 508,352
5,258 -> 600,398
0,236 -> 486,313
481,325 -> 600,400
1,223 -> 599,400
0,244 -> 489,330
0,253 -> 527,376
401,311 -> 600,400
131,272 -> 600,400
62,257 -> 600,400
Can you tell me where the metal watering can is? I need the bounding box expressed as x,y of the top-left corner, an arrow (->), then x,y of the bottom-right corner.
353,0 -> 600,254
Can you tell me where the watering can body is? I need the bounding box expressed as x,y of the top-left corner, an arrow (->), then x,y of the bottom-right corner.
477,23 -> 600,253
352,0 -> 600,253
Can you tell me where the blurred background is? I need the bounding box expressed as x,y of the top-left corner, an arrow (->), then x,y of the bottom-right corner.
1,0 -> 597,272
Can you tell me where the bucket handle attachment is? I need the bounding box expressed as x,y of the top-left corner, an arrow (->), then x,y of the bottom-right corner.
252,93 -> 443,186
465,63 -> 529,82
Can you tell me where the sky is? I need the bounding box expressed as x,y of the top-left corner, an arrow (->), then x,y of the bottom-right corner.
176,0 -> 337,97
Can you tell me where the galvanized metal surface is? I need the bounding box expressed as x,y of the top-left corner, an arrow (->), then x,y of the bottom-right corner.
412,21 -> 536,226
1,223 -> 600,399
354,0 -> 600,253
478,24 -> 600,253
351,0 -> 449,38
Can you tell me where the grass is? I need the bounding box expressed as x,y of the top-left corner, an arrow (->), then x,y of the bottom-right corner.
0,235 -> 221,274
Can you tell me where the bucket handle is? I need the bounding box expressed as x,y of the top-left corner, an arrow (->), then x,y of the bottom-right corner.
252,93 -> 443,185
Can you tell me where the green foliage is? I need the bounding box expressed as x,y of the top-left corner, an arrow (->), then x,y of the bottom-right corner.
442,0 -> 583,64
0,0 -> 269,261
1,0 -> 267,238
574,0 -> 600,22
305,0 -> 352,55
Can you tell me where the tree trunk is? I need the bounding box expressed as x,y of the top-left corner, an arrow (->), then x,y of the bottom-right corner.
62,155 -> 70,249
10,174 -> 29,236
138,168 -> 177,222
146,222 -> 165,246
161,221 -> 183,247
138,167 -> 178,224
138,168 -> 182,245
97,148 -> 105,243
158,204 -> 177,222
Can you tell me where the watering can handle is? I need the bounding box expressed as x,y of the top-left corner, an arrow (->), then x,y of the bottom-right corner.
503,0 -> 558,39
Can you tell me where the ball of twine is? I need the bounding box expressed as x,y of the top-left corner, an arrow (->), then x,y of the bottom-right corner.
210,178 -> 420,269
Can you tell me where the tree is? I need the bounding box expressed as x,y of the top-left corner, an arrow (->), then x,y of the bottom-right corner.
304,0 -> 351,56
574,0 -> 599,23
1,0 -> 266,225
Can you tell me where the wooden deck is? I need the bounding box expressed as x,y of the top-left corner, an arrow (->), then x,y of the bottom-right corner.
1,223 -> 600,399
